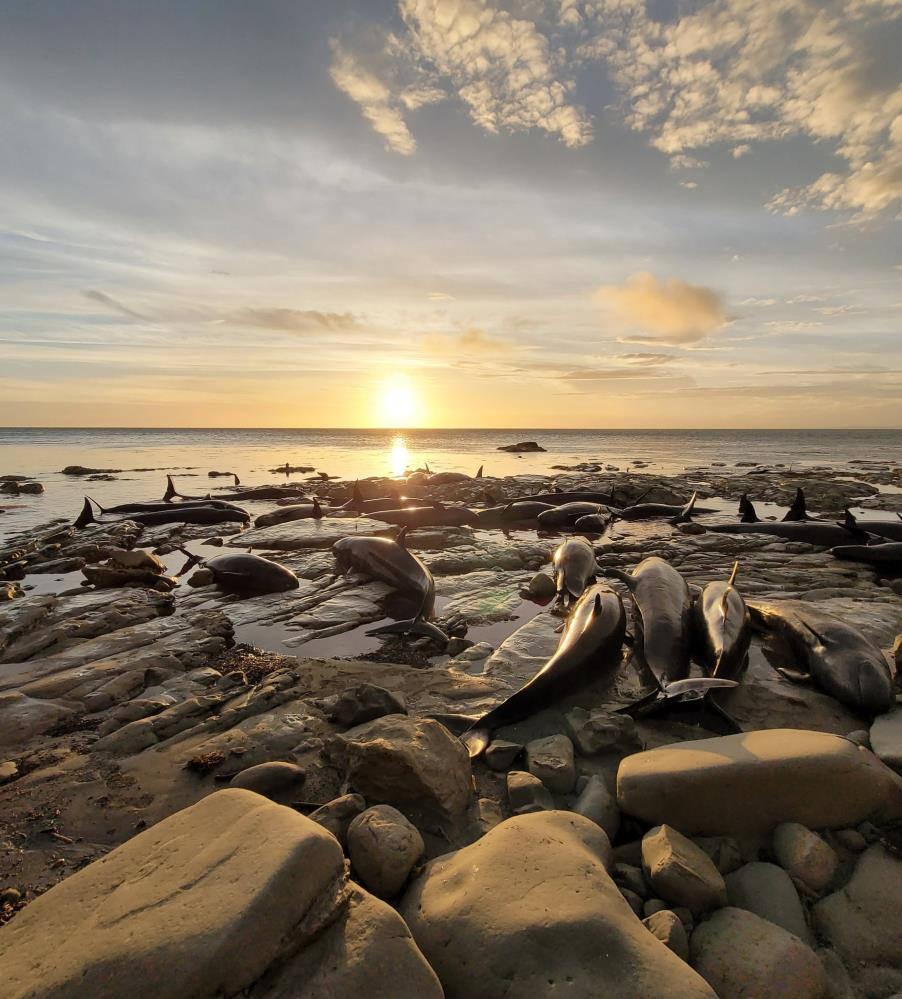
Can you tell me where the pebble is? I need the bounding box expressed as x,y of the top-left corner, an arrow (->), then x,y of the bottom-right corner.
308,793 -> 367,847
484,739 -> 522,772
643,909 -> 689,962
347,805 -> 424,898
527,572 -> 556,599
506,771 -> 554,814
572,773 -> 620,840
1,887 -> 21,905
772,822 -> 838,894
525,734 -> 576,794
642,824 -> 727,916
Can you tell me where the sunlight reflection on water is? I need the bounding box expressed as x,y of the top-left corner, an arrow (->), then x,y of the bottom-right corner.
389,434 -> 409,478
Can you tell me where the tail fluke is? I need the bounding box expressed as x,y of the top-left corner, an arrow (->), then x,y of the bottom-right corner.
365,617 -> 449,645
783,487 -> 809,522
233,474 -> 241,486
74,497 -> 96,529
671,490 -> 698,525
616,677 -> 741,735
460,727 -> 491,759
163,475 -> 178,502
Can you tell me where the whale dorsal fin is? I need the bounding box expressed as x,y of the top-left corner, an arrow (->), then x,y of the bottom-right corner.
312,497 -> 323,519
396,526 -> 409,548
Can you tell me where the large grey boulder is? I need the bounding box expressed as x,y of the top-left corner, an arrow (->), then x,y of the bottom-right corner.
725,862 -> 813,943
337,714 -> 471,831
347,805 -> 425,899
0,789 -> 347,999
641,824 -> 727,916
690,907 -> 828,998
813,845 -> 902,967
399,811 -> 716,999
617,729 -> 902,835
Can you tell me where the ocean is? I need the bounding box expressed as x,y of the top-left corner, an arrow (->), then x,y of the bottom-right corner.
2,427 -> 901,540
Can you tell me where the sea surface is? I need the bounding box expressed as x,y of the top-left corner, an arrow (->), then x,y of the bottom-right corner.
2,427 -> 901,540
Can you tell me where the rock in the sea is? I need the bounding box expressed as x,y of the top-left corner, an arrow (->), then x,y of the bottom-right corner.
690,907 -> 828,999
337,715 -> 471,831
527,571 -> 556,599
0,789 -> 348,999
643,909 -> 690,962
308,793 -> 367,847
641,824 -> 727,916
485,738 -> 522,771
498,441 -> 546,452
248,884 -> 442,998
526,733 -> 576,793
725,861 -> 813,943
327,683 -> 407,729
870,709 -> 902,772
399,811 -> 716,999
573,773 -> 620,840
773,822 -> 839,894
347,805 -> 425,898
565,706 -> 642,756
507,770 -> 554,814
617,729 -> 902,835
228,761 -> 307,803
813,845 -> 902,967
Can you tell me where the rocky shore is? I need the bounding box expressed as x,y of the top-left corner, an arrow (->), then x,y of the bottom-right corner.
1,458 -> 901,998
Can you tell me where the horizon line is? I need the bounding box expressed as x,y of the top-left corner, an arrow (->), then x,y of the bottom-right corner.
3,426 -> 902,433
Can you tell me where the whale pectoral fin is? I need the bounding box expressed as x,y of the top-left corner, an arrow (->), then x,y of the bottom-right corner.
775,665 -> 813,685
461,727 -> 491,759
615,689 -> 664,717
602,567 -> 635,588
664,677 -> 739,696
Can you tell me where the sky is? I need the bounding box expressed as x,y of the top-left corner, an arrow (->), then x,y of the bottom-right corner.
1,0 -> 900,429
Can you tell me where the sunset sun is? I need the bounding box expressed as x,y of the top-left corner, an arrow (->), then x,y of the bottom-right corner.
378,375 -> 420,427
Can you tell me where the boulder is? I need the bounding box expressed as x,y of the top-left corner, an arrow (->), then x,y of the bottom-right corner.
527,572 -> 556,599
337,715 -> 471,831
526,734 -> 576,793
573,774 -> 620,840
347,805 -> 425,899
399,811 -> 716,999
690,907 -> 828,999
813,845 -> 902,966
565,706 -> 641,756
643,909 -> 690,962
308,793 -> 367,847
327,683 -> 407,729
507,770 -> 554,814
248,885 -> 442,998
0,691 -> 77,747
641,825 -> 727,916
228,761 -> 307,803
617,729 -> 902,835
870,709 -> 902,772
725,862 -> 813,943
773,823 -> 838,894
0,790 -> 347,999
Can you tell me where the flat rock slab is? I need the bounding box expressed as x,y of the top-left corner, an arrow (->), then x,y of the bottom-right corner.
0,789 -> 346,999
399,811 -> 716,999
617,728 -> 902,835
229,517 -> 390,551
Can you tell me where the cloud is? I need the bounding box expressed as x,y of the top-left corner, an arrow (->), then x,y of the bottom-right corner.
595,273 -> 727,344
83,289 -> 148,321
580,0 -> 902,220
621,352 -> 678,365
231,308 -> 359,333
421,327 -> 512,354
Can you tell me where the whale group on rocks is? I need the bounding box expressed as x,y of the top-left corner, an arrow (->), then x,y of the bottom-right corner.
1,453 -> 902,998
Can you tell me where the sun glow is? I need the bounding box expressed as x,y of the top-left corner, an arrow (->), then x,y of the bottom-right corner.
378,374 -> 420,428
389,435 -> 409,477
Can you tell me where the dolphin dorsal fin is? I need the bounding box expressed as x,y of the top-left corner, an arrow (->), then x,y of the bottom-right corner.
396,526 -> 409,547
475,465 -> 484,479
163,475 -> 178,502
593,592 -> 603,615
312,497 -> 323,519
784,487 -> 808,522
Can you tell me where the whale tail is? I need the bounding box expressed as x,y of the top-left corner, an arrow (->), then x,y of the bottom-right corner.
233,474 -> 240,486
783,487 -> 810,522
365,616 -> 449,645
163,475 -> 179,502
460,727 -> 491,759
174,545 -> 204,578
616,677 -> 742,735
671,490 -> 698,525
738,494 -> 760,523
74,497 -> 96,528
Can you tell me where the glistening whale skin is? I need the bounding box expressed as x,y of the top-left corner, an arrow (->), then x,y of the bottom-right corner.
537,502 -> 608,529
332,529 -> 447,644
460,583 -> 626,757
614,492 -> 713,522
253,498 -> 325,528
830,541 -> 902,569
74,497 -> 249,529
708,521 -> 871,547
178,549 -> 299,595
368,504 -> 480,528
552,537 -> 598,605
749,598 -> 894,715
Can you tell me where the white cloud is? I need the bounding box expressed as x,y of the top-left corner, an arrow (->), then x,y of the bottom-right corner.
595,272 -> 728,344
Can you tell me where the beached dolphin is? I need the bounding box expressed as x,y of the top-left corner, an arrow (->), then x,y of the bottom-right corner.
708,520 -> 870,547
840,509 -> 902,542
552,537 -> 599,605
829,541 -> 902,569
368,504 -> 479,528
178,549 -> 299,595
332,530 -> 447,644
605,557 -> 738,721
475,500 -> 556,527
507,489 -> 618,506
574,512 -> 614,534
340,480 -> 405,514
738,494 -> 760,522
253,498 -> 325,528
782,487 -> 813,521
749,599 -> 894,715
426,471 -> 472,486
614,492 -> 712,522
538,502 -> 610,529
460,583 -> 626,757
74,497 -> 249,529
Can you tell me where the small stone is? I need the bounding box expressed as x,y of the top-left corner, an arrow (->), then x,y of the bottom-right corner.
506,770 -> 554,814
328,684 -> 407,729
565,707 -> 641,756
773,822 -> 838,894
308,794 -> 367,847
484,739 -> 522,772
642,824 -> 728,916
643,909 -> 690,962
474,797 -> 503,835
1,887 -> 21,905
816,948 -> 856,999
870,709 -> 902,773
845,729 -> 870,748
228,762 -> 307,802
527,572 -> 556,599
446,637 -> 474,657
613,862 -> 649,899
831,829 -> 867,853
692,836 -> 743,875
619,887 -> 643,915
691,907 -> 827,999
725,861 -> 813,944
573,773 -> 620,841
644,898 -> 669,918
0,761 -> 19,785
187,567 -> 215,587
525,734 -> 576,793
347,805 -> 424,899
108,548 -> 165,573
677,522 -> 705,535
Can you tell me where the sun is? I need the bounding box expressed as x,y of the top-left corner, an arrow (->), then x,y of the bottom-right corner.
378,374 -> 420,427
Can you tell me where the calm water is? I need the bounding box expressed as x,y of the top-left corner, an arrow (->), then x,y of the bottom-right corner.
2,427 -> 901,540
